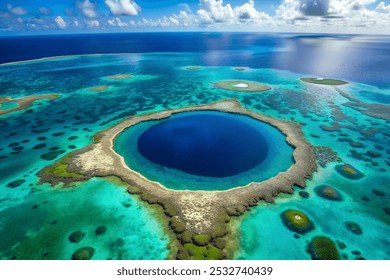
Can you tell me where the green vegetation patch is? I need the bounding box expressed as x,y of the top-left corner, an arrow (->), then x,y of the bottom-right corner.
215,80 -> 271,92
44,162 -> 84,179
169,217 -> 186,234
308,236 -> 340,260
183,244 -> 223,260
280,209 -> 314,234
193,234 -> 211,246
301,77 -> 348,86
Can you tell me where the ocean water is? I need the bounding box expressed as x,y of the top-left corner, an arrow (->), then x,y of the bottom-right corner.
0,33 -> 389,259
115,110 -> 293,190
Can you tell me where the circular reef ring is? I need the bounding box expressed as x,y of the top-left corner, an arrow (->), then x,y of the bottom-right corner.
39,99 -> 316,236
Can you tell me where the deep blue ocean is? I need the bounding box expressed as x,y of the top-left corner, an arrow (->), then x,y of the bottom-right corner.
1,32 -> 390,89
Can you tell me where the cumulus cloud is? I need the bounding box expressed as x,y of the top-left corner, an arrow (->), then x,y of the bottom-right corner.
328,0 -> 377,16
87,19 -> 99,27
104,0 -> 141,16
375,2 -> 390,13
197,0 -> 271,25
77,0 -> 98,18
197,0 -> 235,24
7,4 -> 27,15
54,16 -> 67,29
276,0 -> 302,20
300,0 -> 330,16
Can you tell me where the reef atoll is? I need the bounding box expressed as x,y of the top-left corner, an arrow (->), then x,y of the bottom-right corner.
38,99 -> 317,260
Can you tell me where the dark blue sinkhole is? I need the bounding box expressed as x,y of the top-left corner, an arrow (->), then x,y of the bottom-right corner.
114,110 -> 294,190
137,113 -> 268,177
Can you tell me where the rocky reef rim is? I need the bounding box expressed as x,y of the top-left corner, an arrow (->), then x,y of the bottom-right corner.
38,99 -> 317,259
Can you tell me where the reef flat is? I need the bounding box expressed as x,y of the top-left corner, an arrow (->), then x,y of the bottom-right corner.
38,99 -> 316,259
336,88 -> 390,121
0,94 -> 59,116
301,77 -> 348,86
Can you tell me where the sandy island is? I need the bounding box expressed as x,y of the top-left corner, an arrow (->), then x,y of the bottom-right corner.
38,99 -> 316,259
106,74 -> 134,79
215,80 -> 271,92
0,94 -> 59,116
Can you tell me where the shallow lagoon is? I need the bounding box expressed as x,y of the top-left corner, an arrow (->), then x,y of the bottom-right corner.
0,33 -> 389,259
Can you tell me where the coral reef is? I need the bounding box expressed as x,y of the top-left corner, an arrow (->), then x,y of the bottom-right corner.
335,164 -> 365,179
280,210 -> 314,234
308,236 -> 340,260
314,185 -> 343,201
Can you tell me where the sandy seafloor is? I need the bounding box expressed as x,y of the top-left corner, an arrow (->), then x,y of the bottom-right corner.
0,33 -> 389,260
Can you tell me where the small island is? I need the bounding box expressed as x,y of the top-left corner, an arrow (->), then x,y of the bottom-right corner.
106,74 -> 134,79
0,94 -> 59,116
38,99 -> 316,260
185,66 -> 202,70
215,80 -> 271,92
300,77 -> 348,86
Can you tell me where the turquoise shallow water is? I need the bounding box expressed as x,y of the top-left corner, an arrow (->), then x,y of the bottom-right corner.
0,177 -> 170,260
0,101 -> 19,111
0,52 -> 389,259
115,110 -> 294,190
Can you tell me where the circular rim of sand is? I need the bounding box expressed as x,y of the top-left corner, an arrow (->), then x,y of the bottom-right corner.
66,99 -> 315,195
215,80 -> 271,92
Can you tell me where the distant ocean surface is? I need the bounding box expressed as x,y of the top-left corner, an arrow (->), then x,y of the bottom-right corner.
1,32 -> 390,88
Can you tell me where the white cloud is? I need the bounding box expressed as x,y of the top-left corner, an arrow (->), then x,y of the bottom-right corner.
329,0 -> 377,16
54,16 -> 67,29
108,17 -> 129,27
77,0 -> 98,18
7,4 -> 28,15
276,0 -> 301,20
104,0 -> 141,16
137,12 -> 194,28
274,0 -> 390,32
87,19 -> 100,27
179,3 -> 192,13
234,0 -> 270,21
197,0 -> 235,24
197,0 -> 271,25
375,2 -> 390,13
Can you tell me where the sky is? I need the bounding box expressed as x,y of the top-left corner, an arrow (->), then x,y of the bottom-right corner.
1,0 -> 390,35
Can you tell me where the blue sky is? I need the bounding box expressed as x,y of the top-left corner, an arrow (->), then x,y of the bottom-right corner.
1,0 -> 390,35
